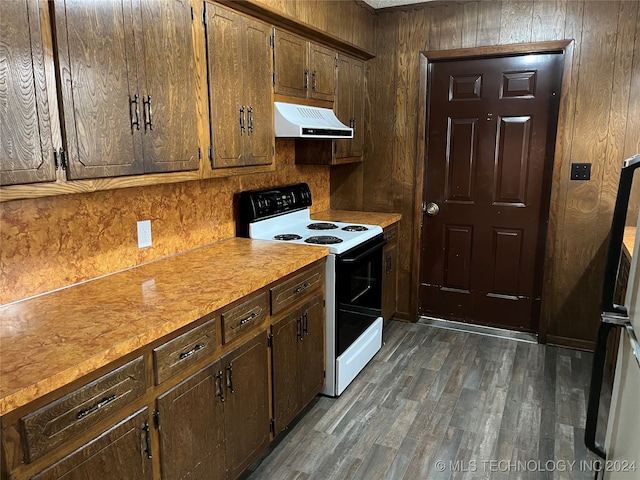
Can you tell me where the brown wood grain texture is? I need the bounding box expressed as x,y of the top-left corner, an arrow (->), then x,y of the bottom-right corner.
0,0 -> 55,186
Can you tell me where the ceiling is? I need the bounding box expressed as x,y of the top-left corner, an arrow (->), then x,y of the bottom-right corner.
362,0 -> 430,9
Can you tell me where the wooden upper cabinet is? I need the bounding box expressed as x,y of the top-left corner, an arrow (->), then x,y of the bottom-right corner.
136,0 -> 200,174
273,29 -> 336,102
335,54 -> 364,161
206,4 -> 273,168
309,43 -> 337,102
54,0 -> 198,180
0,0 -> 55,186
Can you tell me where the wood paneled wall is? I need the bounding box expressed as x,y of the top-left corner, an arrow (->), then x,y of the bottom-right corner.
255,0 -> 375,52
337,0 -> 640,348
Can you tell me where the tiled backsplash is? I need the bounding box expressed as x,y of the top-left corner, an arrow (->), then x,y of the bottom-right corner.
1,158 -> 329,305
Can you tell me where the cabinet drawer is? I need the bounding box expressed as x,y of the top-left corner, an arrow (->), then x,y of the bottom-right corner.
271,263 -> 325,315
222,292 -> 268,344
21,357 -> 145,463
154,319 -> 217,385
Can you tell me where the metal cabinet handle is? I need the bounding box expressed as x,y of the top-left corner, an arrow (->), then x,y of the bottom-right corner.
143,422 -> 152,459
239,106 -> 246,134
247,106 -> 254,134
143,95 -> 153,131
129,94 -> 140,131
294,282 -> 310,294
179,343 -> 206,360
76,394 -> 117,419
302,312 -> 309,335
240,311 -> 260,325
296,317 -> 303,341
226,363 -> 234,393
216,370 -> 225,402
312,71 -> 317,92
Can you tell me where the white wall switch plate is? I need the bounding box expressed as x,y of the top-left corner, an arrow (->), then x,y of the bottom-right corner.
137,220 -> 152,248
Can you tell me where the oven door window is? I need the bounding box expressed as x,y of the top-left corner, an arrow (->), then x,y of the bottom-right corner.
335,236 -> 384,356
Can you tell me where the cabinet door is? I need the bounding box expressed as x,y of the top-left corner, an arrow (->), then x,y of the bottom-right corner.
243,17 -> 273,166
221,331 -> 269,480
206,4 -> 243,168
382,224 -> 398,326
32,409 -> 152,480
334,55 -> 352,159
156,363 -> 226,480
309,43 -> 335,102
271,307 -> 301,436
298,293 -> 325,408
137,0 -> 199,173
54,0 -> 143,180
273,29 -> 308,98
0,0 -> 55,186
350,58 -> 365,157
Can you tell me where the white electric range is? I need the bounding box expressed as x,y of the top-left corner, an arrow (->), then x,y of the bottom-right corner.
239,183 -> 385,396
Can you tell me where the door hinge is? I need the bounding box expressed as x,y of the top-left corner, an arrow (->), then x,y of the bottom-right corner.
209,145 -> 214,169
267,332 -> 273,348
272,72 -> 276,85
269,418 -> 275,434
56,148 -> 67,170
334,57 -> 338,68
202,6 -> 207,26
323,370 -> 326,378
272,145 -> 275,156
198,146 -> 202,160
153,410 -> 160,428
270,33 -> 275,48
191,6 -> 194,21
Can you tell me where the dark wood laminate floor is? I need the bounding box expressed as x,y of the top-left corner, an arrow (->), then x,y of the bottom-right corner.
247,321 -> 602,480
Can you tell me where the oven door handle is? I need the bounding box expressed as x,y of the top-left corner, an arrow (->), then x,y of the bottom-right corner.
339,240 -> 387,264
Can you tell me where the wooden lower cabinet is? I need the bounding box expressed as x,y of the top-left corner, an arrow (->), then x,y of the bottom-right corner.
382,223 -> 399,326
156,364 -> 226,480
155,330 -> 269,480
271,293 -> 324,436
221,331 -> 270,480
31,409 -> 152,480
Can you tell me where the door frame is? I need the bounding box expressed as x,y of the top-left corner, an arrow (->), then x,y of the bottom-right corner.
412,40 -> 574,343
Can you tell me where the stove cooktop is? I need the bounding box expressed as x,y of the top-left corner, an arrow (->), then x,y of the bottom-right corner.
248,210 -> 382,254
239,183 -> 383,254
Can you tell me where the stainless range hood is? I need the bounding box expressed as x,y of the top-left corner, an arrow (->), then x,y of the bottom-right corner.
274,102 -> 353,139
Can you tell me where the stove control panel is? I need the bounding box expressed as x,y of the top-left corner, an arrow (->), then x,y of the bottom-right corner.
239,183 -> 312,222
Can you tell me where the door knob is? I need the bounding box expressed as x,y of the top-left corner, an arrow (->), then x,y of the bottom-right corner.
424,202 -> 440,216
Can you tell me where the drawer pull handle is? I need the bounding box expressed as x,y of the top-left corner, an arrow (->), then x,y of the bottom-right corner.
239,311 -> 260,325
179,343 -> 206,360
76,394 -> 117,419
294,282 -> 310,294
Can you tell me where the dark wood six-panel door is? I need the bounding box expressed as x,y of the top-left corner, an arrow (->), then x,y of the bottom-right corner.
419,53 -> 563,332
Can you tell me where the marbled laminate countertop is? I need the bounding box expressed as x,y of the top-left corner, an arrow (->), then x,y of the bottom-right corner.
312,209 -> 401,229
0,238 -> 328,416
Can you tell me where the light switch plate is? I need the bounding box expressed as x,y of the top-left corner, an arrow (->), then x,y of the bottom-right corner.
137,220 -> 152,248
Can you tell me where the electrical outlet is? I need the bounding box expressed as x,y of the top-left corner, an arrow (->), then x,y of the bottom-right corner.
137,220 -> 152,248
570,163 -> 591,180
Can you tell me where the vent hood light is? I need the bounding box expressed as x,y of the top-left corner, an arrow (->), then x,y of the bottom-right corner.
274,102 -> 353,139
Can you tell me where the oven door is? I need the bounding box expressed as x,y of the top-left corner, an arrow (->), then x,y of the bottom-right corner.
335,234 -> 386,356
